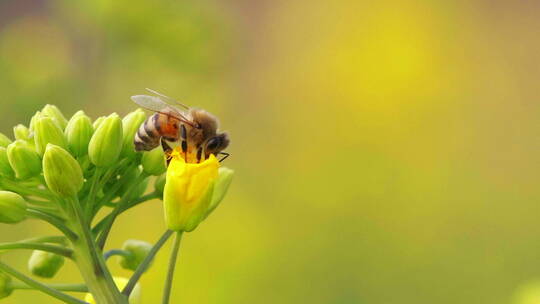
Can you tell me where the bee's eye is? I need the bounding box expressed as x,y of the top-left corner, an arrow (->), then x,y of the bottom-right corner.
206,137 -> 220,151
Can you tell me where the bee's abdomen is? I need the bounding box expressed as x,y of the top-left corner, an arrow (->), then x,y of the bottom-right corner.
134,114 -> 161,151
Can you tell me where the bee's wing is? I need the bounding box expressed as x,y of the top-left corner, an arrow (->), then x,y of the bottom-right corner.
145,88 -> 189,110
131,95 -> 174,112
131,95 -> 192,124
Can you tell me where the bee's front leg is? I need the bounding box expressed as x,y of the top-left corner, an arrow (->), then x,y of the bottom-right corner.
161,138 -> 173,166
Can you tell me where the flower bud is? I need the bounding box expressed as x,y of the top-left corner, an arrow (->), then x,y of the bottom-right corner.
13,124 -> 31,142
88,113 -> 123,167
141,146 -> 166,176
0,148 -> 15,178
119,240 -> 153,271
7,140 -> 41,179
0,133 -> 11,148
85,277 -> 141,304
43,144 -> 84,197
121,109 -> 146,158
65,111 -> 94,157
33,116 -> 68,156
203,167 -> 234,220
93,116 -> 106,129
28,250 -> 65,278
164,152 -> 219,232
0,191 -> 27,224
154,174 -> 166,197
41,104 -> 68,130
0,272 -> 12,299
28,111 -> 40,132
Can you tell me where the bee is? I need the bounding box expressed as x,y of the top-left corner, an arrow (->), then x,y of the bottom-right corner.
131,89 -> 230,163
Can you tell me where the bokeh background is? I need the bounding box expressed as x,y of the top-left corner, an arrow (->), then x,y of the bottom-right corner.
0,0 -> 539,303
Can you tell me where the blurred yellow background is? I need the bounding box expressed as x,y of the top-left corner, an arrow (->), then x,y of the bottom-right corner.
0,0 -> 539,303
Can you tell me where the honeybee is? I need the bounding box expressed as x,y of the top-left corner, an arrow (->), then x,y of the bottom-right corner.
131,89 -> 230,163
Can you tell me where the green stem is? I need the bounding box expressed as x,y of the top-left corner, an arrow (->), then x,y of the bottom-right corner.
29,205 -> 61,214
0,261 -> 87,304
10,281 -> 88,292
120,192 -> 160,212
92,192 -> 159,235
83,167 -> 103,218
66,196 -> 128,304
27,209 -> 78,241
122,230 -> 174,297
162,231 -> 183,304
18,236 -> 66,244
103,249 -> 132,261
96,173 -> 148,250
0,179 -> 54,200
25,198 -> 54,207
0,242 -> 73,258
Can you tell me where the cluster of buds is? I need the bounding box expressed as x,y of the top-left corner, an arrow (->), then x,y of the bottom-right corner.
0,104 -> 233,303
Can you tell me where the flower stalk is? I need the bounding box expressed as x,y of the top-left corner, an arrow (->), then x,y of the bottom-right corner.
162,231 -> 183,304
0,242 -> 72,258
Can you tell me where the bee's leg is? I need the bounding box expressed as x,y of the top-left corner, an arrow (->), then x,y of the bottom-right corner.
196,146 -> 203,163
198,144 -> 208,163
161,138 -> 173,166
180,124 -> 188,159
218,152 -> 230,162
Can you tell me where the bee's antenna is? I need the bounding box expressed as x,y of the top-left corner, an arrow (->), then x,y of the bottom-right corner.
145,88 -> 190,110
218,152 -> 230,162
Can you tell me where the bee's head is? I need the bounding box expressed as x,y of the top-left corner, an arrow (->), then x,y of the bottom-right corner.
205,132 -> 229,156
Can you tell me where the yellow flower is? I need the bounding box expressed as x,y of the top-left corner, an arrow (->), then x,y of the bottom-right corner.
84,277 -> 140,304
163,147 -> 233,232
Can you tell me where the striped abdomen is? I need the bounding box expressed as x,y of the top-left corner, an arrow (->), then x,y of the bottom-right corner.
134,113 -> 180,151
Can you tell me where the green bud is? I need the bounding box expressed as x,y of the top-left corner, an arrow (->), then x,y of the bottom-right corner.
154,174 -> 166,197
0,133 -> 12,148
28,250 -> 65,278
0,191 -> 27,224
204,167 -> 234,220
88,113 -> 123,167
141,146 -> 166,176
93,116 -> 106,129
28,111 -> 39,132
119,240 -> 153,271
13,124 -> 31,142
7,140 -> 41,179
43,144 -> 84,197
121,109 -> 146,158
34,116 -> 68,155
41,104 -> 68,130
0,148 -> 15,178
0,272 -> 12,299
65,111 -> 94,157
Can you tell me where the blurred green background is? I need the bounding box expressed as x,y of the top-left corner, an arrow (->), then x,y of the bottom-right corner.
0,0 -> 539,303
